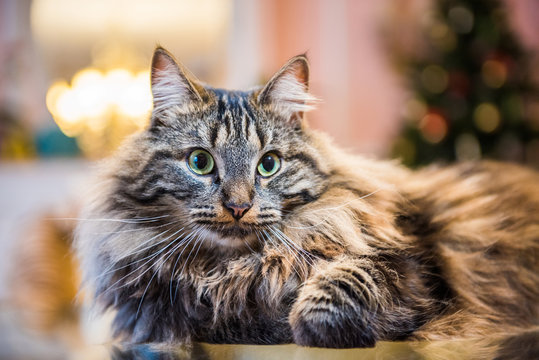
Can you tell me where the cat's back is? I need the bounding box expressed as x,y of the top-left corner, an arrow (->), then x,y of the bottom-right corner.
404,161 -> 539,231
399,161 -> 539,335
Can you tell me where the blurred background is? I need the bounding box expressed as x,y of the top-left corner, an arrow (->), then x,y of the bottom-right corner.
1,0 -> 539,358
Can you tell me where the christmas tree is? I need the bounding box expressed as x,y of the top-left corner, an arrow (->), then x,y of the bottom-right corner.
391,0 -> 539,168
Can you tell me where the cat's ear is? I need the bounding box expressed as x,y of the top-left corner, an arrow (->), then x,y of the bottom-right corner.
150,46 -> 206,115
257,54 -> 317,124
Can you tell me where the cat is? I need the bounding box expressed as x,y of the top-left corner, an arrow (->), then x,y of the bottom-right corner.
74,46 -> 539,348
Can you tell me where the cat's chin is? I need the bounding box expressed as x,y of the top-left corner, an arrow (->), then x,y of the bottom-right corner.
203,227 -> 259,250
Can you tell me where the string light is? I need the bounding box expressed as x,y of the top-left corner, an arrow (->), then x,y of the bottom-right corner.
402,97 -> 427,124
421,65 -> 449,94
419,112 -> 448,144
473,103 -> 501,133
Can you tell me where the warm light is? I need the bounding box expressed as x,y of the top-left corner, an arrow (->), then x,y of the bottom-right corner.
55,90 -> 81,124
46,67 -> 153,157
45,80 -> 70,117
429,21 -> 457,52
474,103 -> 501,133
419,112 -> 448,143
117,71 -> 152,121
402,97 -> 427,124
72,69 -> 107,119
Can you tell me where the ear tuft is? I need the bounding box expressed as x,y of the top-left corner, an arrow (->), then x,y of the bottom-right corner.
150,47 -> 203,115
257,55 -> 318,122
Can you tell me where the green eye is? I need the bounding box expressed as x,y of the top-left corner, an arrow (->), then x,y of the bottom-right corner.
188,149 -> 214,175
257,153 -> 281,177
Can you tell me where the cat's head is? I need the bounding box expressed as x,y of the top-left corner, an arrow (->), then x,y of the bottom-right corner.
101,47 -> 331,252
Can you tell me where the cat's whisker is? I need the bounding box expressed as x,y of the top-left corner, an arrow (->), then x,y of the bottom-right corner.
179,226 -> 207,275
281,189 -> 383,228
91,225 -> 187,284
268,225 -> 316,270
83,228 -> 176,292
242,233 -> 257,254
113,217 -> 197,260
184,230 -> 206,275
124,226 -> 194,313
169,225 -> 207,305
138,225 -> 206,316
262,230 -> 299,276
136,232 -> 194,319
271,226 -> 321,277
49,214 -> 172,224
85,215 -> 196,280
90,218 -> 183,235
262,227 -> 305,279
116,224 -> 188,260
103,226 -> 193,294
260,228 -> 291,264
265,226 -> 301,264
270,226 -> 315,259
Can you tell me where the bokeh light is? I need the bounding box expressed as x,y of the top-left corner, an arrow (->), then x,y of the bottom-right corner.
473,102 -> 501,133
481,60 -> 507,88
455,133 -> 481,161
428,20 -> 457,52
46,68 -> 152,158
448,6 -> 474,34
421,65 -> 449,94
402,97 -> 427,124
419,112 -> 448,143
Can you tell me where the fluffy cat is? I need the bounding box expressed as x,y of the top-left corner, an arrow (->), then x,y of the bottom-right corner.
75,46 -> 539,348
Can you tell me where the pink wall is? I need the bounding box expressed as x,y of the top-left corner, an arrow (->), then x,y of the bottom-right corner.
255,0 -> 539,156
258,0 -> 405,156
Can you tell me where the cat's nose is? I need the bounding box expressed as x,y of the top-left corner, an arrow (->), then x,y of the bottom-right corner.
224,202 -> 252,220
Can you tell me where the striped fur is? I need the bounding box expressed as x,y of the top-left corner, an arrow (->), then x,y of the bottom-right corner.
75,47 -> 539,348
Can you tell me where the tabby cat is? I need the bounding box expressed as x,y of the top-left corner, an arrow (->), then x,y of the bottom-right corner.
75,46 -> 539,348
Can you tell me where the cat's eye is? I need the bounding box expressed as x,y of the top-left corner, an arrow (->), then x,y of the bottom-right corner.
257,153 -> 281,177
188,149 -> 214,175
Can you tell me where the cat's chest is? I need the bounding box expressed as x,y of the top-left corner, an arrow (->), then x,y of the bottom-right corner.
181,258 -> 302,343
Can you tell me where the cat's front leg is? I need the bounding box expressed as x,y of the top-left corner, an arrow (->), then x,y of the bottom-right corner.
289,256 -> 409,348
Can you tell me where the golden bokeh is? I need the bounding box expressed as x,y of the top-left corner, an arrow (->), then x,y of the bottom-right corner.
473,103 -> 501,133
402,97 -> 428,124
46,68 -> 152,158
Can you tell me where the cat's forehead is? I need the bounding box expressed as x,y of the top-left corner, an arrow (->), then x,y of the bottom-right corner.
210,88 -> 256,119
202,87 -> 270,148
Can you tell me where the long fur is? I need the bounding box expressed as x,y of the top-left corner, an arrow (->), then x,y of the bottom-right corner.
73,47 -> 539,348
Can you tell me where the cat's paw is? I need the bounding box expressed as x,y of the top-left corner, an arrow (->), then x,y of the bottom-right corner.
289,286 -> 377,348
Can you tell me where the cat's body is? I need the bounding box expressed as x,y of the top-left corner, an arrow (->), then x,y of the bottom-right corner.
75,48 -> 539,348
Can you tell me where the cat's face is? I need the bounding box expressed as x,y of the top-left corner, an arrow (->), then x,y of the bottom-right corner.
108,48 -> 329,251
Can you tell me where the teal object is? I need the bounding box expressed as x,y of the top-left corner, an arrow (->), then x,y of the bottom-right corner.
35,125 -> 80,157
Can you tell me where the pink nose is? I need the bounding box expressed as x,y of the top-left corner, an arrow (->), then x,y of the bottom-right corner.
224,202 -> 252,220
